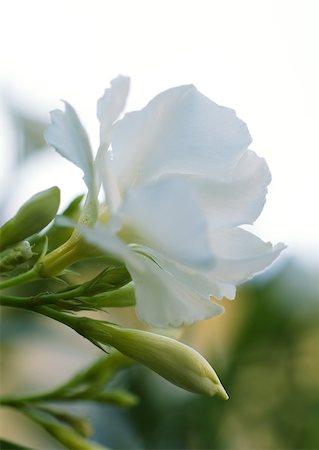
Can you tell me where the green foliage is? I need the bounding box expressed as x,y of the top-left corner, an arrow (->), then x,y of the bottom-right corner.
0,352 -> 136,450
0,184 -> 137,450
25,410 -> 108,450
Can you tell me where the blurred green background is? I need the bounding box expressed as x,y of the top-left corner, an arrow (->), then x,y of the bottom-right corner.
0,100 -> 318,450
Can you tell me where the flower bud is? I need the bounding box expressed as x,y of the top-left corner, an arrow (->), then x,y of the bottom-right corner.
44,409 -> 93,438
81,266 -> 132,297
95,389 -> 139,407
0,186 -> 60,251
0,240 -> 33,272
87,322 -> 228,399
36,419 -> 106,450
91,284 -> 135,308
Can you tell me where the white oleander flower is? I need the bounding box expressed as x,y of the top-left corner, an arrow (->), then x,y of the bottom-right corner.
45,76 -> 285,328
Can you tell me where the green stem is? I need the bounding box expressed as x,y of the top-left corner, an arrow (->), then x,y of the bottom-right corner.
0,283 -> 86,308
0,293 -> 70,309
0,298 -> 83,331
0,266 -> 39,290
35,306 -> 81,330
0,295 -> 36,309
41,284 -> 86,301
0,396 -> 46,407
1,391 -> 77,406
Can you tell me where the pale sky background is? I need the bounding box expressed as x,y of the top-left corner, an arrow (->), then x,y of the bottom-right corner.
0,0 -> 318,265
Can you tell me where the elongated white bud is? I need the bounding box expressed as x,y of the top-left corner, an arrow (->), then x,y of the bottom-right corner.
87,322 -> 228,399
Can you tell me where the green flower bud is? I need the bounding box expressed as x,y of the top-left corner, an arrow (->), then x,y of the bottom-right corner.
37,419 -> 107,450
38,408 -> 93,438
0,186 -> 60,251
42,423 -> 105,450
0,240 -> 33,272
86,322 -> 228,399
90,283 -> 136,308
95,389 -> 139,407
81,266 -> 132,297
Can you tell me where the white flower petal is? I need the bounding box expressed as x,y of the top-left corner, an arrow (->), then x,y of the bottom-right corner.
157,257 -> 236,301
217,283 -> 236,300
210,227 -> 286,284
111,85 -> 252,190
121,177 -> 215,270
95,76 -> 129,213
97,150 -> 122,214
142,247 -> 236,301
163,149 -> 271,228
57,216 -> 142,271
44,102 -> 95,193
204,150 -> 271,227
97,75 -> 130,145
126,249 -> 224,328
